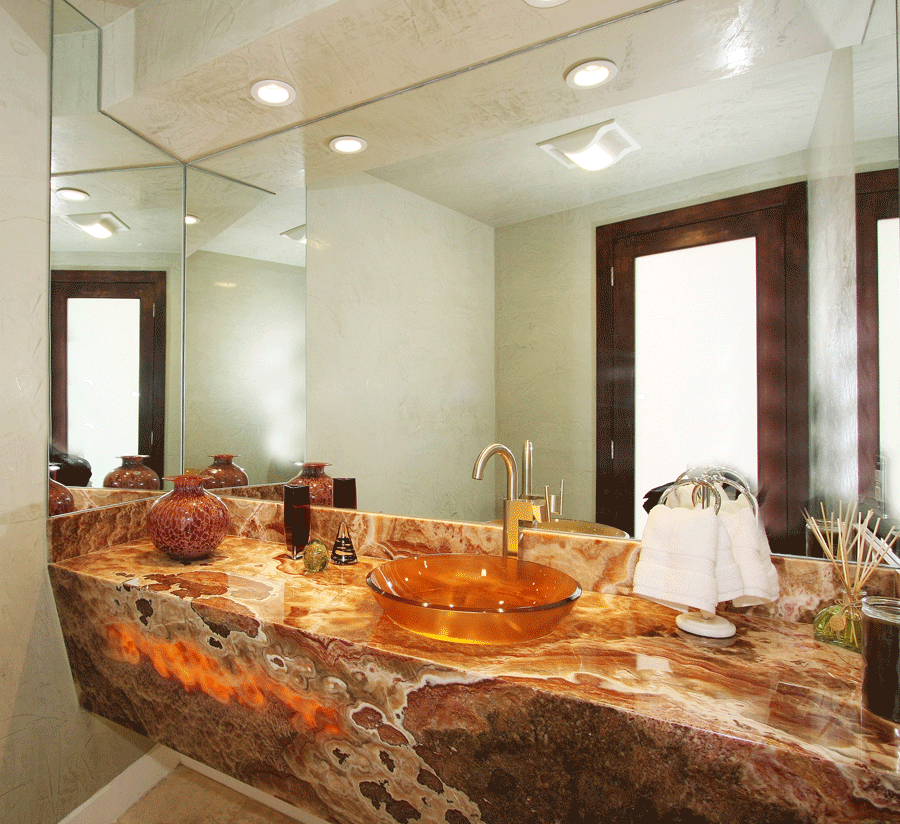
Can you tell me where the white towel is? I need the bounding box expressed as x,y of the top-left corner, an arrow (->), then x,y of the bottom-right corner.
636,483 -> 780,613
633,504 -> 721,614
723,507 -> 780,606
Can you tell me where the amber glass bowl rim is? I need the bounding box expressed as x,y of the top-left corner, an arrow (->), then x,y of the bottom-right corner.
365,554 -> 582,614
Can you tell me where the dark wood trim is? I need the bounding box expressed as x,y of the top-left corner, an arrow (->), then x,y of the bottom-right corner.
50,270 -> 167,478
857,169 -> 899,497
596,184 -> 809,544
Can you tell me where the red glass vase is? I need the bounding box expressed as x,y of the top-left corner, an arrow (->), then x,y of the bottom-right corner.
147,474 -> 229,561
199,454 -> 248,488
49,464 -> 75,516
103,455 -> 161,490
289,462 -> 333,506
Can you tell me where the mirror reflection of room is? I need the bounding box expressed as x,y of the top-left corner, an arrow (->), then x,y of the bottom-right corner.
48,0 -> 899,560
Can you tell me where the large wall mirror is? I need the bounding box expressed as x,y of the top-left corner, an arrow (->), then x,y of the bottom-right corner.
49,0 -> 307,487
49,0 -> 898,554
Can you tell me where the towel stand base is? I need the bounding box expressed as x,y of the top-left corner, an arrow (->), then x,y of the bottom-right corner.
676,611 -> 736,638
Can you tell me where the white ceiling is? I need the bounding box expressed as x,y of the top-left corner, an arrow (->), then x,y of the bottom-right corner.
53,0 -> 898,251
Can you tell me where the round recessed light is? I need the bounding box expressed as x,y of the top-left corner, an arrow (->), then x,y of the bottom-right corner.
329,135 -> 368,154
184,214 -> 200,225
523,0 -> 570,7
57,187 -> 90,201
250,79 -> 296,106
565,59 -> 618,90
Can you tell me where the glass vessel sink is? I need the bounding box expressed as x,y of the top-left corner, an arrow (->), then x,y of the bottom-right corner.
366,554 -> 581,644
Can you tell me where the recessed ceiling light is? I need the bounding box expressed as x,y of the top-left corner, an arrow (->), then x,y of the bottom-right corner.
184,214 -> 200,225
524,0 -> 570,6
328,136 -> 367,154
57,187 -> 90,201
64,212 -> 129,239
250,79 -> 296,107
565,59 -> 618,89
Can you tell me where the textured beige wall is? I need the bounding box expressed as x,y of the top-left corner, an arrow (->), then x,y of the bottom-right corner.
306,173 -> 496,523
184,250 -> 306,484
0,3 -> 150,823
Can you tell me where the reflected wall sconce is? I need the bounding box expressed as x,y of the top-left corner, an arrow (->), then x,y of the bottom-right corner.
281,224 -> 307,243
64,212 -> 129,239
538,120 -> 639,171
184,214 -> 200,225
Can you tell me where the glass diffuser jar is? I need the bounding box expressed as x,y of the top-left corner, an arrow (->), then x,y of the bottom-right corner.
814,589 -> 864,653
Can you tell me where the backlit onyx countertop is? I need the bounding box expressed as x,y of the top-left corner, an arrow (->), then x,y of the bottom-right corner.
50,536 -> 900,824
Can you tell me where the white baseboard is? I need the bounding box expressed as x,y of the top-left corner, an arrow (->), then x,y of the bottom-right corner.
56,744 -> 329,824
56,745 -> 179,824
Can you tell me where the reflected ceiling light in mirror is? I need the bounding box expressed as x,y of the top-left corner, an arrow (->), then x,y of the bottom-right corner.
64,212 -> 129,239
538,120 -> 639,171
56,187 -> 90,201
184,214 -> 200,225
250,79 -> 296,106
281,224 -> 307,243
329,136 -> 368,153
565,59 -> 617,89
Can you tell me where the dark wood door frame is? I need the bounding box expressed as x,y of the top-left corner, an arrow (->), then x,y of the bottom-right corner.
596,183 -> 809,545
50,270 -> 167,479
857,168 -> 900,497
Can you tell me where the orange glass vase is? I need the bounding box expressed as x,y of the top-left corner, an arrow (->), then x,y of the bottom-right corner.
147,474 -> 229,561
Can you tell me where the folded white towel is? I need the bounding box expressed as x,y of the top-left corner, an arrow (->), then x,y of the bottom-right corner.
637,481 -> 780,613
724,507 -> 780,606
633,504 -> 720,614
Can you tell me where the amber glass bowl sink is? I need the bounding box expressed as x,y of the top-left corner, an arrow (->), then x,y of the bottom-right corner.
366,554 -> 581,644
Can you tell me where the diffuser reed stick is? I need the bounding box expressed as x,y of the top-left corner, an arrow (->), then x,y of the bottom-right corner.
803,503 -> 900,651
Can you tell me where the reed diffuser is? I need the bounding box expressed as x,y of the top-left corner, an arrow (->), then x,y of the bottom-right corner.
804,503 -> 900,652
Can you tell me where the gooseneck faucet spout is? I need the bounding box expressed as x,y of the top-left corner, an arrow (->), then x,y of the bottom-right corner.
472,443 -> 518,500
472,444 -> 534,559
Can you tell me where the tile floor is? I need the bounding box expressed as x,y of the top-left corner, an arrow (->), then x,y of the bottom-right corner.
115,765 -> 298,824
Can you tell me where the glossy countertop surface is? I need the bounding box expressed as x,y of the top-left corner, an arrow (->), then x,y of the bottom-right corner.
51,535 -> 895,780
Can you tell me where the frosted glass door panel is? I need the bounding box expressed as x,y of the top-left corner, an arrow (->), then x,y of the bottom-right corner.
878,217 -> 900,516
634,237 -> 758,536
67,298 -> 140,482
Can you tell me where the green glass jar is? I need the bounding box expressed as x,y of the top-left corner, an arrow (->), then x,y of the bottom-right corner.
814,590 -> 864,653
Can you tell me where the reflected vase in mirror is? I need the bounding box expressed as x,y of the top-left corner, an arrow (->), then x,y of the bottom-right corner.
147,474 -> 229,561
199,454 -> 248,488
49,464 -> 74,516
103,455 -> 161,490
289,462 -> 333,506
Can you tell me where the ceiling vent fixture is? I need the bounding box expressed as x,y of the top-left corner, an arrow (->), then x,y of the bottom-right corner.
64,212 -> 130,239
538,120 -> 639,171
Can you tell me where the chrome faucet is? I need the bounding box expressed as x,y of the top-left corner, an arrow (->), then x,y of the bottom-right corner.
472,443 -> 535,559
